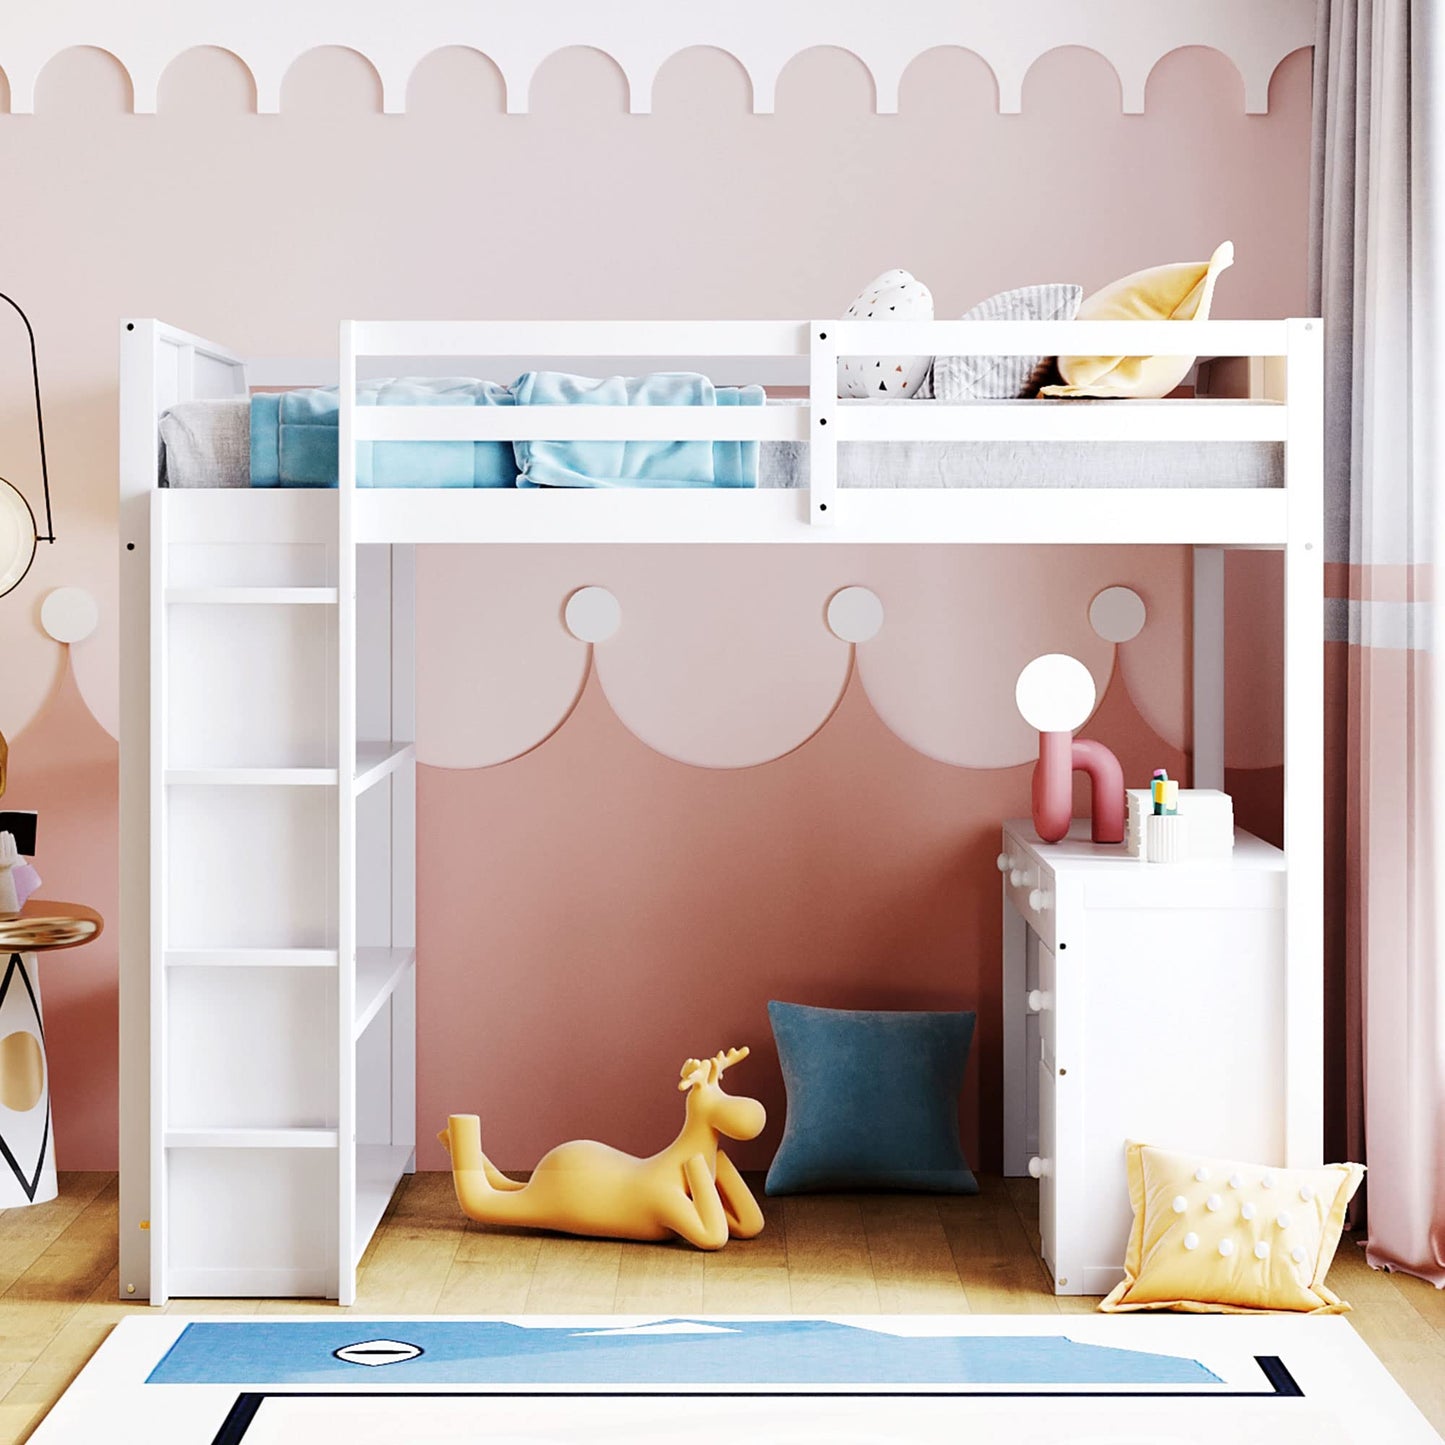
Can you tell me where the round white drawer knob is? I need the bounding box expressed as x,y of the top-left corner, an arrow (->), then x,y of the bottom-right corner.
1010,867 -> 1030,888
1027,1155 -> 1049,1179
1027,989 -> 1053,1013
996,852 -> 1014,874
1028,888 -> 1053,911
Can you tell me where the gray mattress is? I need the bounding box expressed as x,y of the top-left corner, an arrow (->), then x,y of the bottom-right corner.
159,397 -> 1283,491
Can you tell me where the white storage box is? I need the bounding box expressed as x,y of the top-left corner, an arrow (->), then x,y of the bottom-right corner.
1125,787 -> 1234,861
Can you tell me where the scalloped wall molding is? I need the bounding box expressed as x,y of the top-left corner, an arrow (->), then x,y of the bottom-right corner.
1,0 -> 1315,116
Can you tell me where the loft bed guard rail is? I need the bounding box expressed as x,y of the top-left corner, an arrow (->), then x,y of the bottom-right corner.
327,316 -> 1316,546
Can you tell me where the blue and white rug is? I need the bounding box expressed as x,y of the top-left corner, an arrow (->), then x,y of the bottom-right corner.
29,1314 -> 1439,1443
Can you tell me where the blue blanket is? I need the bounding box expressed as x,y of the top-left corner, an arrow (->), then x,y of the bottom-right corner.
250,377 -> 517,489
250,373 -> 764,489
513,371 -> 763,488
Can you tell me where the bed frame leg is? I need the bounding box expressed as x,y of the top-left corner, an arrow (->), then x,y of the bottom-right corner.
1192,546 -> 1225,790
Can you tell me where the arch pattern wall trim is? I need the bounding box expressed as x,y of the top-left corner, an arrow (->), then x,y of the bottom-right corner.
2,0 -> 1315,116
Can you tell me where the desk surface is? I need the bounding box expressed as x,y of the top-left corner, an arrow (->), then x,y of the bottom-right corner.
1004,819 -> 1285,872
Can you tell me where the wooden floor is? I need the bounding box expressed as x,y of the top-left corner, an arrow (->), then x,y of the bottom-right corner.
2,1172 -> 1444,1443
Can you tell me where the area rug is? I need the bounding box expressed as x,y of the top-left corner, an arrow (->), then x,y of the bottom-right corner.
29,1314 -> 1439,1443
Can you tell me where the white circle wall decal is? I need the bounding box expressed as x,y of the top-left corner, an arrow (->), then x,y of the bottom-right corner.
1089,585 -> 1147,643
40,587 -> 99,643
564,586 -> 621,643
1015,654 -> 1097,733
826,586 -> 884,643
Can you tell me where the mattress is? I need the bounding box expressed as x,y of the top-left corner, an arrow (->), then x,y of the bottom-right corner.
159,397 -> 1283,491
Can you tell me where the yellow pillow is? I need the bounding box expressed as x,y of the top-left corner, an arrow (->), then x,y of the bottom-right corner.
1099,1141 -> 1364,1315
1043,240 -> 1234,398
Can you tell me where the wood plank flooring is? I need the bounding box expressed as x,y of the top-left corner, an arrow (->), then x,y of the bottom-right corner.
1,1172 -> 1443,1443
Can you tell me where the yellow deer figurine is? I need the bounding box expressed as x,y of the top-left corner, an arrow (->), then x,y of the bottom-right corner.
439,1046 -> 767,1250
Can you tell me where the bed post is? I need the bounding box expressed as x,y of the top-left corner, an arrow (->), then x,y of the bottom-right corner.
118,319 -> 158,1303
390,544 -> 417,1178
336,321 -> 359,1305
808,321 -> 837,525
1282,317 -> 1326,1165
1191,547 -> 1226,790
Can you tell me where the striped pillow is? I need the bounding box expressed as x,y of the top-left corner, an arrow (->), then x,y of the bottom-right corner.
925,283 -> 1083,400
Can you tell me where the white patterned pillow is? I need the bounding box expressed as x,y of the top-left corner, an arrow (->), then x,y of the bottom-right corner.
925,283 -> 1083,400
837,269 -> 934,399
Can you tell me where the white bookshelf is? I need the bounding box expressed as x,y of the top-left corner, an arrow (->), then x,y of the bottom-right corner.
165,586 -> 339,605
355,946 -> 416,1037
164,767 -> 339,786
165,1128 -> 341,1149
145,491 -> 416,1304
354,741 -> 416,794
163,948 -> 339,968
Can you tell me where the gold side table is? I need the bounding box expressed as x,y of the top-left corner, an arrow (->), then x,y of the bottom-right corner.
0,900 -> 103,1207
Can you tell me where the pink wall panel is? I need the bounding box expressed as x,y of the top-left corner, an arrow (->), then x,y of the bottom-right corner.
587,550 -> 856,771
416,548 -> 594,768
0,40 -> 1309,1166
852,547 -> 1190,768
1225,550 -> 1286,768
417,545 -> 1196,772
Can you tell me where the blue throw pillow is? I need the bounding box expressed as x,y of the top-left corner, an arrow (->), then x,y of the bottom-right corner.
765,1001 -> 978,1196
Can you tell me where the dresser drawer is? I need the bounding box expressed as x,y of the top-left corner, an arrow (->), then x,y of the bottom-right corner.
1036,1056 -> 1056,1277
999,833 -> 1056,949
1030,940 -> 1057,1067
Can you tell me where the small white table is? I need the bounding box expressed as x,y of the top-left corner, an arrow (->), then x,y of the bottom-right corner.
998,820 -> 1286,1295
0,900 -> 104,1207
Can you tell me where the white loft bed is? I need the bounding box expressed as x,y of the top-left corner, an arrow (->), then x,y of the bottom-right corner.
117,316 -> 1324,1306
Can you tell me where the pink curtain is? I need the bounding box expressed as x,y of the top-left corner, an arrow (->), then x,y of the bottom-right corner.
1313,0 -> 1445,1284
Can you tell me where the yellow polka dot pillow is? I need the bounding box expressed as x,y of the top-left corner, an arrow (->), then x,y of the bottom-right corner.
1043,240 -> 1234,399
1100,1142 -> 1365,1315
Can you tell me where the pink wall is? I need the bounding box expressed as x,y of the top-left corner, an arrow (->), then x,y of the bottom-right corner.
417,606 -> 1193,1176
0,41 -> 1312,1170
411,541 -> 1203,1173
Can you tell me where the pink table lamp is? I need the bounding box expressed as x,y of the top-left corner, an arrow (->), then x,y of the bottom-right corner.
1015,654 -> 1125,845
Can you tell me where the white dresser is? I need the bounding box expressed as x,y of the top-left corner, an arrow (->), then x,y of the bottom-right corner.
999,819 -> 1287,1296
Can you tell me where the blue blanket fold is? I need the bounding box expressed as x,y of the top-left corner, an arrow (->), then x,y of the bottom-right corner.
512,370 -> 763,489
249,372 -> 764,489
250,377 -> 517,489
